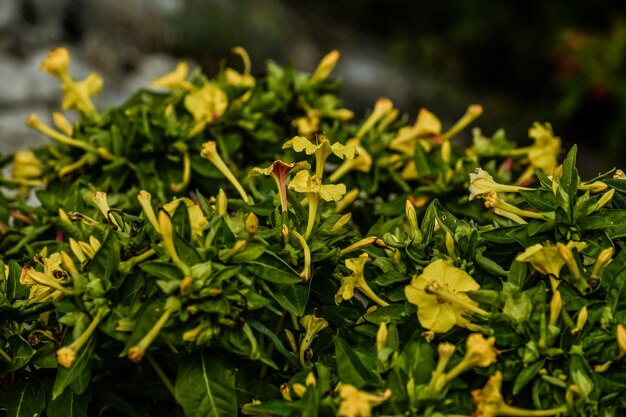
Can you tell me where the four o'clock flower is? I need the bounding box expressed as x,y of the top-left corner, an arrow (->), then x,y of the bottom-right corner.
335,253 -> 389,307
250,160 -> 310,212
289,170 -> 347,239
128,297 -> 181,363
201,141 -> 250,203
404,259 -> 487,333
56,309 -> 108,369
299,313 -> 329,367
185,83 -> 228,137
337,384 -> 391,417
469,168 -> 533,200
151,61 -> 194,91
93,191 -> 121,230
310,50 -> 340,83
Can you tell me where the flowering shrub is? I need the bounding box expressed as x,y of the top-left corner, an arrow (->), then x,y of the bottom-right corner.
1,47 -> 626,417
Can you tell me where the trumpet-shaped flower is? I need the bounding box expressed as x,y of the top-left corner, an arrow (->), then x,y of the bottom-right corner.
289,170 -> 346,202
292,109 -> 320,138
469,168 -> 533,200
201,141 -> 250,203
283,135 -> 357,176
405,259 -> 486,333
185,83 -> 228,136
389,108 -> 442,155
329,138 -> 373,182
152,61 -> 194,90
299,314 -> 329,367
249,160 -> 310,212
93,191 -> 121,230
338,385 -> 391,417
527,122 -> 561,175
40,47 -> 70,77
61,72 -> 103,116
516,241 -> 587,290
162,197 -> 209,240
471,371 -> 566,417
335,253 -> 388,307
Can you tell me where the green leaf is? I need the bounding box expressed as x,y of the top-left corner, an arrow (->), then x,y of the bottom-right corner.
412,140 -> 433,178
46,387 -> 90,417
88,230 -> 121,288
0,335 -> 35,373
247,254 -> 302,284
139,261 -> 184,281
519,190 -> 555,212
263,281 -> 310,317
6,260 -> 28,302
175,351 -> 237,417
334,336 -> 378,388
52,335 -> 96,399
5,383 -> 46,417
513,360 -> 545,395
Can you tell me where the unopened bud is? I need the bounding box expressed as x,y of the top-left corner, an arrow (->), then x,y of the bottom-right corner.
614,169 -> 626,180
405,199 -> 418,231
284,329 -> 297,352
52,112 -> 73,136
617,324 -> 626,354
341,236 -> 377,255
441,140 -> 451,163
305,372 -> 316,387
330,213 -> 352,232
280,383 -> 292,401
549,290 -> 562,326
216,189 -> 227,215
58,208 -> 71,224
245,212 -> 258,238
291,383 -> 307,398
592,246 -> 614,277
376,322 -> 388,352
310,50 -> 340,82
571,306 -> 588,335
335,188 -> 359,213
445,231 -> 455,256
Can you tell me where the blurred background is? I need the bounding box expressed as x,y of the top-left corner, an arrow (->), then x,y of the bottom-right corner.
1,0 -> 626,177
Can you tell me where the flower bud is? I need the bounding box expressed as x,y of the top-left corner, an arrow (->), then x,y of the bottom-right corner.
340,236 -> 377,255
280,383 -> 292,401
334,188 -> 359,213
310,50 -> 340,82
405,199 -> 418,231
216,189 -> 228,215
52,112 -> 73,136
284,329 -> 297,352
376,322 -> 388,352
571,306 -> 588,335
41,47 -> 70,77
617,324 -> 626,354
330,213 -> 352,232
592,246 -> 614,277
245,212 -> 258,238
291,383 -> 307,398
549,290 -> 562,326
445,231 -> 455,256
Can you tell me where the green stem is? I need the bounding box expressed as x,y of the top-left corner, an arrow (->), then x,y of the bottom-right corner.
304,193 -> 319,240
146,352 -> 176,399
0,348 -> 12,362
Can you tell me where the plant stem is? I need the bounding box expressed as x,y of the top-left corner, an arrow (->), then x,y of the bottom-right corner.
146,352 -> 176,399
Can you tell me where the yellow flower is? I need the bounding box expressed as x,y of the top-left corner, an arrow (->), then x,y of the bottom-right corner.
469,168 -> 532,200
224,46 -> 255,88
93,191 -> 121,230
185,83 -> 228,135
137,190 -> 161,233
337,385 -> 391,417
310,50 -> 340,83
201,141 -> 250,203
389,108 -> 442,155
283,135 -> 357,174
329,138 -> 373,182
40,47 -> 70,77
61,72 -> 103,115
249,160 -> 310,212
299,314 -> 329,367
292,109 -> 320,138
12,150 -> 42,180
162,197 -> 209,240
152,61 -> 193,90
335,253 -> 388,307
404,259 -> 486,333
289,170 -> 346,202
471,371 -> 565,417
527,122 -> 561,175
516,241 -> 587,285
